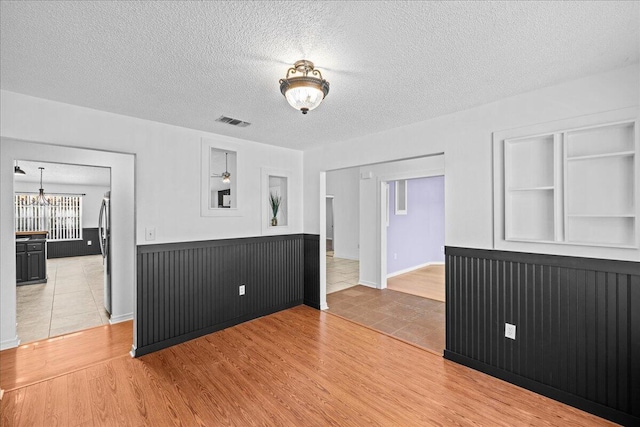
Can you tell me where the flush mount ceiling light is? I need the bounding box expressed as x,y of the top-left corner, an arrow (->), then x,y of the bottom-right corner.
279,60 -> 330,114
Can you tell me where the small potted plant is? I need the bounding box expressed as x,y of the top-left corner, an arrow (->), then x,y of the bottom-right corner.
269,192 -> 282,226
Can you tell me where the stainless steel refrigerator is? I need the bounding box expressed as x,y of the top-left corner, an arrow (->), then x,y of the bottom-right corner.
98,191 -> 111,316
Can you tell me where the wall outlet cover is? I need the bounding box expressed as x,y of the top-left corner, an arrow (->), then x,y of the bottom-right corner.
239,284 -> 245,296
87,240 -> 92,245
505,323 -> 516,340
145,227 -> 156,241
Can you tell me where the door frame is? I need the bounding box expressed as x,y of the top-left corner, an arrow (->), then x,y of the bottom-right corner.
325,195 -> 334,248
378,169 -> 444,290
0,139 -> 136,351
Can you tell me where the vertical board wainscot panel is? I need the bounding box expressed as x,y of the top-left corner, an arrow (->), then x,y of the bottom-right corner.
444,246 -> 640,426
135,235 -> 308,357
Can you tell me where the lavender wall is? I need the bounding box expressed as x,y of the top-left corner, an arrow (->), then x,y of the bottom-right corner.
387,175 -> 444,275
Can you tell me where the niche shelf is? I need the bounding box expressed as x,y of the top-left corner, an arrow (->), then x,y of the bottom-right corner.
496,115 -> 638,249
261,168 -> 291,235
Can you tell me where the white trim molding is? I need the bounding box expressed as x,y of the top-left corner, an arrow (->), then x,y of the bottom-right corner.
0,336 -> 20,350
387,261 -> 445,278
109,312 -> 134,324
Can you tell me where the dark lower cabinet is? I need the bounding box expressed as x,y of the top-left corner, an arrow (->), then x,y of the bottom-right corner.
16,244 -> 27,282
16,240 -> 47,285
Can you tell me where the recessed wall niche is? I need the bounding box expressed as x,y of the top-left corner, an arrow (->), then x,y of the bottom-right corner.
209,148 -> 236,209
262,168 -> 290,234
269,176 -> 288,226
201,140 -> 241,217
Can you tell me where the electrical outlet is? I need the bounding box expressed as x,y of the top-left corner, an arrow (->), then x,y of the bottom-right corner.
87,240 -> 92,246
239,285 -> 245,296
145,227 -> 156,241
441,245 -> 444,252
505,323 -> 516,340
394,253 -> 397,260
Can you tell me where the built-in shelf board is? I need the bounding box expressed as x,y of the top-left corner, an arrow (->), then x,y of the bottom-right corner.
495,110 -> 638,252
567,150 -> 635,162
508,186 -> 554,192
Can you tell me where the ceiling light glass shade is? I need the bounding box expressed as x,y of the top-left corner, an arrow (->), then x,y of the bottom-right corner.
284,84 -> 325,113
279,60 -> 329,114
222,171 -> 231,183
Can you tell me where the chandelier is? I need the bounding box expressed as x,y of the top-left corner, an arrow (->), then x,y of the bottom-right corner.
33,167 -> 50,206
279,60 -> 330,114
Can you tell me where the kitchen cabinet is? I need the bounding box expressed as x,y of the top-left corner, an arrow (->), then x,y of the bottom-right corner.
16,232 -> 47,285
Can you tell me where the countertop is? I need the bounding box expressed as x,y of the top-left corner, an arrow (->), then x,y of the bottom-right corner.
16,231 -> 48,236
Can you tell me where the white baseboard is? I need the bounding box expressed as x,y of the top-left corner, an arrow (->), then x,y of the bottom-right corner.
320,302 -> 329,310
358,280 -> 378,289
387,261 -> 444,278
333,252 -> 359,261
109,312 -> 133,324
0,336 -> 20,350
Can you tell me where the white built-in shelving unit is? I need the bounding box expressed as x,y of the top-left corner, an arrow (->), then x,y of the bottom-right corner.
498,114 -> 638,250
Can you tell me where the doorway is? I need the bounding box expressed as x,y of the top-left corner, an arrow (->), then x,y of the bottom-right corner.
0,139 -> 135,352
321,155 -> 447,354
384,176 -> 445,300
14,160 -> 112,343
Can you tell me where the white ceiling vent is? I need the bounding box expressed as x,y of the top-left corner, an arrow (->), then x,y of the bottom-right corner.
215,115 -> 251,127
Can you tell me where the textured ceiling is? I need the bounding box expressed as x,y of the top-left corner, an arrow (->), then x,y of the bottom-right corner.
14,160 -> 110,187
1,1 -> 638,150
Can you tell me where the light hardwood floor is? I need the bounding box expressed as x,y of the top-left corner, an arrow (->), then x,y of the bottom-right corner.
0,320 -> 133,391
387,264 -> 445,302
0,306 -> 613,426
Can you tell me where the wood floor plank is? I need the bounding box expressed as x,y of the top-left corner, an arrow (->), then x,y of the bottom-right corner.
88,362 -> 128,427
0,306 -> 615,426
67,369 -> 92,427
0,386 -> 25,427
43,375 -> 69,426
0,320 -> 133,391
15,381 -> 47,427
387,264 -> 445,302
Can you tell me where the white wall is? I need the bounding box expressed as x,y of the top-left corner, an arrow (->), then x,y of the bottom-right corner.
305,65 -> 639,263
0,91 -> 304,350
13,182 -> 110,228
326,168 -> 360,260
1,90 -> 304,245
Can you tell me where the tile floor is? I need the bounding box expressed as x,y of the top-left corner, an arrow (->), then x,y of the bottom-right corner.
327,285 -> 446,354
16,254 -> 109,344
326,256 -> 360,294
325,255 -> 445,354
